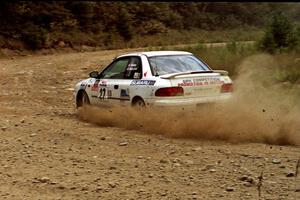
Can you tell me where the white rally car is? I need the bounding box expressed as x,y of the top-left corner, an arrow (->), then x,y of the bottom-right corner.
74,51 -> 233,108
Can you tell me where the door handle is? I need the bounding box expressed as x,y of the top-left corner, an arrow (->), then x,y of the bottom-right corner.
114,85 -> 119,89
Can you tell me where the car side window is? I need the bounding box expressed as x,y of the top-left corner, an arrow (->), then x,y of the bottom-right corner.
100,58 -> 130,79
124,57 -> 142,79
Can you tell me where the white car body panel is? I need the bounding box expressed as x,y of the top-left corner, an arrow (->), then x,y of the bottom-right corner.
74,51 -> 233,108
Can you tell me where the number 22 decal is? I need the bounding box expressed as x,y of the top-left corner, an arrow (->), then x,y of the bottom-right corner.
98,88 -> 106,99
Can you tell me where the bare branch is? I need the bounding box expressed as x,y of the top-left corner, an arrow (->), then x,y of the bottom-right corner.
257,166 -> 264,200
295,157 -> 300,178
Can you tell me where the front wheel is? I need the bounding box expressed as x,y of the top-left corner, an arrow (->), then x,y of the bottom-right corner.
82,92 -> 90,106
77,91 -> 90,108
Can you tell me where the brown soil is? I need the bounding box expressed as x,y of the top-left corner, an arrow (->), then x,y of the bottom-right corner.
0,50 -> 299,200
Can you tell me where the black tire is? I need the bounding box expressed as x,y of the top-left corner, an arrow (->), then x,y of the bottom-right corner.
77,91 -> 90,108
82,92 -> 90,106
132,98 -> 145,108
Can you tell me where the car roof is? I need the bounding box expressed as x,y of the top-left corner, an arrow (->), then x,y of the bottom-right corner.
116,51 -> 192,58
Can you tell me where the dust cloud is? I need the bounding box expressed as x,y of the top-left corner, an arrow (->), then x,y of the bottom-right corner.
78,54 -> 300,146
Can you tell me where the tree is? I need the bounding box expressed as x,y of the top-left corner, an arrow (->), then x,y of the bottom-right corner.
116,8 -> 133,41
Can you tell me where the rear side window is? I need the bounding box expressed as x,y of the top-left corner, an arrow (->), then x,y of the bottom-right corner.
124,57 -> 142,79
148,55 -> 210,76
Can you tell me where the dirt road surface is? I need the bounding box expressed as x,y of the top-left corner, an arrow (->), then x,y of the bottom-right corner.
0,49 -> 299,200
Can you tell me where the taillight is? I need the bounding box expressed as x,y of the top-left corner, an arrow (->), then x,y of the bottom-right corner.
155,87 -> 184,97
221,83 -> 233,93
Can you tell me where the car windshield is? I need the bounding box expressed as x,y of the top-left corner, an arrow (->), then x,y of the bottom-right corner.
148,55 -> 211,76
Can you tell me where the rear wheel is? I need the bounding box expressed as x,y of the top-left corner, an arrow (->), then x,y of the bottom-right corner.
132,98 -> 145,108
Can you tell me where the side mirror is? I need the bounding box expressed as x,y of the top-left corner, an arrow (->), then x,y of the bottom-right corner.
89,71 -> 99,78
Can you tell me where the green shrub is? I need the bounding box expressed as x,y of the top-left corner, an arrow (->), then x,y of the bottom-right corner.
21,23 -> 47,50
294,26 -> 300,51
226,41 -> 237,54
276,57 -> 300,84
259,12 -> 299,53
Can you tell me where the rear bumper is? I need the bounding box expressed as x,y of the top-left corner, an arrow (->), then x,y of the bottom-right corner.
146,93 -> 232,108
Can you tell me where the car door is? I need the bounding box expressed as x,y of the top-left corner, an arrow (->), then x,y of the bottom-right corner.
97,56 -> 142,106
118,56 -> 143,106
96,57 -> 131,106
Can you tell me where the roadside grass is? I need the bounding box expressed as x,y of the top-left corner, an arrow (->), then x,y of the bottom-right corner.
274,53 -> 300,84
184,42 -> 257,78
42,28 -> 263,50
273,53 -> 300,101
129,28 -> 263,49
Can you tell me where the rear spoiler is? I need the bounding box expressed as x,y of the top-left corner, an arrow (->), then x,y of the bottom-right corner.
160,70 -> 229,79
213,70 -> 229,76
